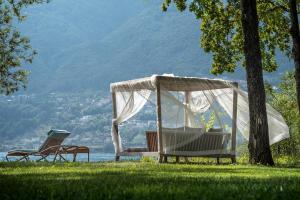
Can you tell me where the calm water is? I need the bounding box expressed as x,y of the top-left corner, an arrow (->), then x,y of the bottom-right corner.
0,152 -> 139,162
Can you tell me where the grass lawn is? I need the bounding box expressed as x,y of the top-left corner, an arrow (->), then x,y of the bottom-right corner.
1,161 -> 300,200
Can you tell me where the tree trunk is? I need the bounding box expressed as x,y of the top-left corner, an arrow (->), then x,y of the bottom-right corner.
240,0 -> 274,165
289,0 -> 300,113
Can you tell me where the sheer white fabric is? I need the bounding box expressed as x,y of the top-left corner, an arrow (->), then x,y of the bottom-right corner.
189,91 -> 212,113
110,75 -> 290,155
111,90 -> 151,153
160,90 -> 199,128
212,88 -> 289,145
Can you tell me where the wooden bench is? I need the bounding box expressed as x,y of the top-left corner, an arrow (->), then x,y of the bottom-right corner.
145,130 -> 231,163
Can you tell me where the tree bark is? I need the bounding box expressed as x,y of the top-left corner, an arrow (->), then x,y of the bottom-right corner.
289,0 -> 300,113
240,0 -> 274,165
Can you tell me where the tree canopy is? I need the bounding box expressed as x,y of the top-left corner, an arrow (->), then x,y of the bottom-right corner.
162,0 -> 291,75
0,0 -> 48,95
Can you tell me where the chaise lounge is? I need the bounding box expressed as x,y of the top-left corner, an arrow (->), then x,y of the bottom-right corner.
6,129 -> 89,162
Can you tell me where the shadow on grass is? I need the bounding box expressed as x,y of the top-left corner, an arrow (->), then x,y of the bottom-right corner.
1,162 -> 300,200
1,161 -> 300,175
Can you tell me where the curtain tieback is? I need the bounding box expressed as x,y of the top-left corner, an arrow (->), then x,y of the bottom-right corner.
112,118 -> 118,126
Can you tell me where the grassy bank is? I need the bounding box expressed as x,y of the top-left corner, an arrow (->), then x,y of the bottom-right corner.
1,161 -> 300,200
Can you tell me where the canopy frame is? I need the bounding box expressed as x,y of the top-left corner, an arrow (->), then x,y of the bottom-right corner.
111,75 -> 238,163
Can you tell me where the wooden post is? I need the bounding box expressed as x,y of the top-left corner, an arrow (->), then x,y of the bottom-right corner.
184,91 -> 190,127
156,78 -> 164,163
112,92 -> 120,161
231,82 -> 238,163
183,91 -> 191,162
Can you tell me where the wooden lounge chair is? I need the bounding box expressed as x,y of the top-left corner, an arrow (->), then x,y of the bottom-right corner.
6,129 -> 89,162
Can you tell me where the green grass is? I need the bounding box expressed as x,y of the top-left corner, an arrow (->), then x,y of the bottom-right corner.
1,161 -> 300,200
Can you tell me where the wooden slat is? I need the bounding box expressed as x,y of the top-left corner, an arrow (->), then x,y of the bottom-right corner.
146,131 -> 158,152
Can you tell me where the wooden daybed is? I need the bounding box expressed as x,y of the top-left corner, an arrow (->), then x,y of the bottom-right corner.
120,129 -> 232,163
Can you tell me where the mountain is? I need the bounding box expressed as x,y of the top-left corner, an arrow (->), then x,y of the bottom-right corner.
0,0 -> 293,151
18,0 -> 292,93
19,0 -> 231,93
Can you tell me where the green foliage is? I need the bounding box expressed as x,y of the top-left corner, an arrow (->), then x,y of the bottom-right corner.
1,162 -> 300,199
238,151 -> 300,166
140,156 -> 156,163
273,155 -> 300,166
204,111 -> 216,131
266,71 -> 300,155
206,112 -> 215,130
162,0 -> 291,75
0,0 -> 47,95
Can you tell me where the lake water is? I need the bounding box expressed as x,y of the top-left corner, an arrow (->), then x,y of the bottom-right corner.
0,152 -> 139,162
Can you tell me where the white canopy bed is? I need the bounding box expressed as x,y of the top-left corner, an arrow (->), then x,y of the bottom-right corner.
110,75 -> 289,163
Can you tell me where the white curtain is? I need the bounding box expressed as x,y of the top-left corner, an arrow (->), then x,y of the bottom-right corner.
189,91 -> 212,113
213,88 -> 289,145
111,76 -> 289,154
160,90 -> 205,128
111,90 -> 151,153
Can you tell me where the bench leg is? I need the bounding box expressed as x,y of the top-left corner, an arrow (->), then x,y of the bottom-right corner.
25,156 -> 29,161
87,152 -> 90,162
176,156 -> 179,163
115,155 -> 120,161
163,155 -> 168,163
53,151 -> 59,163
231,157 -> 236,164
73,153 -> 77,162
216,157 -> 220,164
158,155 -> 163,163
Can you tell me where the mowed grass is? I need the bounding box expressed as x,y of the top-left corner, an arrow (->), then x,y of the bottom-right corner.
1,161 -> 300,200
